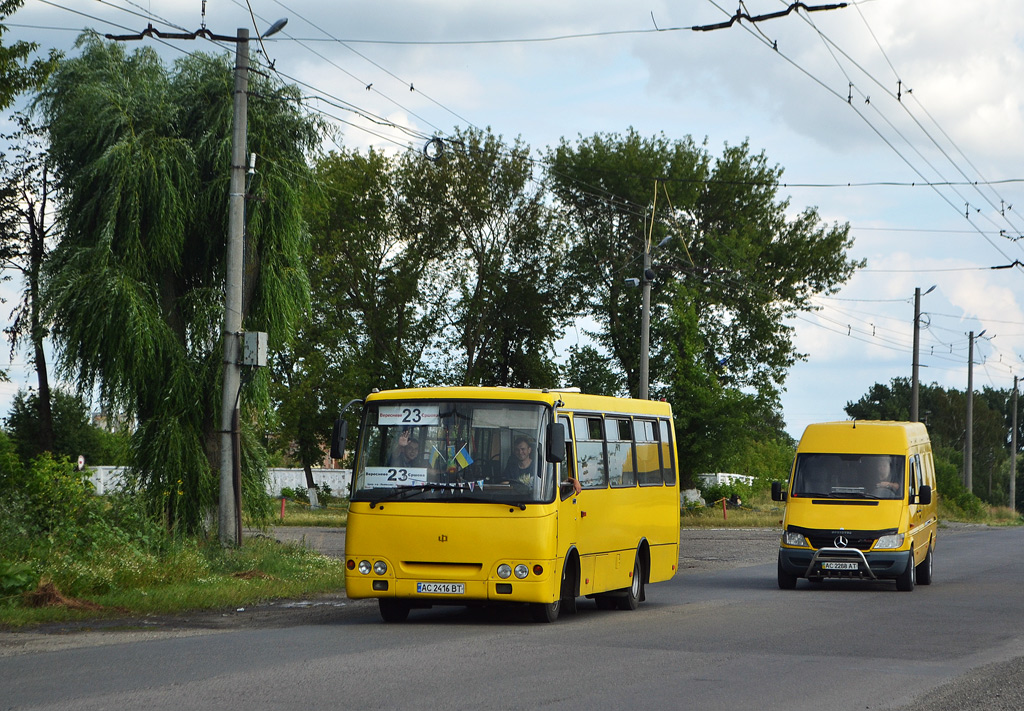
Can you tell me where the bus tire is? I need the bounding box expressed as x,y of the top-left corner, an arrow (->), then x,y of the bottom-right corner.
616,555 -> 643,611
560,560 -> 578,615
530,599 -> 560,623
379,598 -> 411,622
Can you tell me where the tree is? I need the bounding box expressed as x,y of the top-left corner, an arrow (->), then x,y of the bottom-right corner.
36,36 -> 320,533
5,387 -> 127,465
0,115 -> 57,454
413,127 -> 571,387
548,130 -> 860,474
0,0 -> 59,112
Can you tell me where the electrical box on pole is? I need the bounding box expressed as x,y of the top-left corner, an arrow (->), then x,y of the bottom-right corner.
241,331 -> 268,367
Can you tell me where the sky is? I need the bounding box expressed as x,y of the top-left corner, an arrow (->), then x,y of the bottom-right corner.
3,0 -> 1024,440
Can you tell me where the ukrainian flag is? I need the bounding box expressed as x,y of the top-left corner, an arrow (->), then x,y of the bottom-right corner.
430,446 -> 444,468
455,445 -> 474,469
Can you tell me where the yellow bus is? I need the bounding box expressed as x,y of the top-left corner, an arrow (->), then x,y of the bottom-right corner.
332,386 -> 680,622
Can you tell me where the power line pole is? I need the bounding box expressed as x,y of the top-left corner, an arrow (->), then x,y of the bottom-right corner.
965,330 -> 985,493
1012,376 -> 1018,513
639,245 -> 652,400
910,285 -> 935,422
218,28 -> 249,547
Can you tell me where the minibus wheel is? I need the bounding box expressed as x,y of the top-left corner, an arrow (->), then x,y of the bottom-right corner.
896,551 -> 916,592
915,545 -> 933,586
777,554 -> 797,590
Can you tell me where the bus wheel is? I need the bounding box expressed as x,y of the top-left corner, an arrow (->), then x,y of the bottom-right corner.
616,556 -> 643,611
560,563 -> 578,615
530,599 -> 560,623
379,599 -> 411,622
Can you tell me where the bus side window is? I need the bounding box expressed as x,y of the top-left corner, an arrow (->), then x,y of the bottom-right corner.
635,419 -> 660,486
659,419 -> 677,486
574,415 -> 606,489
908,455 -> 920,500
607,418 -> 634,487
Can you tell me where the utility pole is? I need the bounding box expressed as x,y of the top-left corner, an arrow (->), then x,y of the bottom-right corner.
1011,376 -> 1018,513
911,285 -> 935,422
218,28 -> 249,547
639,246 -> 652,400
964,330 -> 985,493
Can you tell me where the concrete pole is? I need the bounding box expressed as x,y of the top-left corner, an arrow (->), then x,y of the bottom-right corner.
639,247 -> 651,400
965,331 -> 975,493
1011,376 -> 1018,513
219,28 -> 249,547
911,287 -> 921,422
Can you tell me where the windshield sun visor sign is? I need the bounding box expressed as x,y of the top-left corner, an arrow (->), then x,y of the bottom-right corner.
377,404 -> 441,427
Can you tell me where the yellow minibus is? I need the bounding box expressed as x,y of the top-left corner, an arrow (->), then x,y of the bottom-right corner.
331,387 -> 680,622
771,420 -> 938,591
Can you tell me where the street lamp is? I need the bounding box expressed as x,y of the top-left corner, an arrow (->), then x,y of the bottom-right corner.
911,285 -> 936,422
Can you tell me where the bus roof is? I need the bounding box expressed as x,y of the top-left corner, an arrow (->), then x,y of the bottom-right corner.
364,386 -> 673,417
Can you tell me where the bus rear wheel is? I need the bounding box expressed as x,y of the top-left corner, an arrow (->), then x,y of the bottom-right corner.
379,598 -> 411,622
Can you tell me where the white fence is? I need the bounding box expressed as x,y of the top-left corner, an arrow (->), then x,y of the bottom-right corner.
88,466 -> 352,497
696,472 -> 754,487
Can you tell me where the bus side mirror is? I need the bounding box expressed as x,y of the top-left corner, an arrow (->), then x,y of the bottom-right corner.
546,422 -> 566,463
917,484 -> 932,506
771,481 -> 786,502
330,419 -> 348,460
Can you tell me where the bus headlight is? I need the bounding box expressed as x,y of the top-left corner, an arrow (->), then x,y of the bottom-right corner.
358,560 -> 372,575
783,531 -> 808,547
874,534 -> 905,550
514,564 -> 529,579
373,560 -> 388,575
497,564 -> 512,579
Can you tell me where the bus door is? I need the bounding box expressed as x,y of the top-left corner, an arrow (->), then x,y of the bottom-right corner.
556,415 -> 580,554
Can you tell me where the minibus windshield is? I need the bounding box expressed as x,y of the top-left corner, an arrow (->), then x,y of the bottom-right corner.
352,400 -> 556,505
792,453 -> 905,499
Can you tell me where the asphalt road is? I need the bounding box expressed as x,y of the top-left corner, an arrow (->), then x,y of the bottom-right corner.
2,524 -> 1023,710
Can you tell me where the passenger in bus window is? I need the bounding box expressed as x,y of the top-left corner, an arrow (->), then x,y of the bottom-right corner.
502,435 -> 535,485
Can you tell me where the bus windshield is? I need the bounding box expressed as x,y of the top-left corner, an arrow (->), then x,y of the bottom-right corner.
352,400 -> 556,505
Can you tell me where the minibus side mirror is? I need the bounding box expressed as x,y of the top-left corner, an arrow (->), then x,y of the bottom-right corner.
917,484 -> 932,506
771,480 -> 787,502
330,419 -> 348,460
546,422 -> 566,463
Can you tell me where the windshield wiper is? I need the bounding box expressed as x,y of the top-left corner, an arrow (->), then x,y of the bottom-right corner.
368,484 -> 436,507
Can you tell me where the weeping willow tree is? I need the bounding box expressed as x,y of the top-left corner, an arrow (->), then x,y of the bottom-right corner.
35,34 -> 320,534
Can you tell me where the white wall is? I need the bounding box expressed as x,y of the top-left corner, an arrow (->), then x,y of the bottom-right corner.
88,466 -> 352,497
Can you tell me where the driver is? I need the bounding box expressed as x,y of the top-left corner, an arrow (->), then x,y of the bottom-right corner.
502,435 -> 535,486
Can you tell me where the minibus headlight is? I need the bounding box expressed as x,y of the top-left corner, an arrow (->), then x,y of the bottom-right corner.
373,560 -> 388,575
874,534 -> 905,550
783,531 -> 808,547
514,564 -> 529,579
358,560 -> 371,575
497,564 -> 512,579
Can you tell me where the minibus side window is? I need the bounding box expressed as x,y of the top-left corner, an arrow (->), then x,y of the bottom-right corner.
635,419 -> 661,486
607,417 -> 635,488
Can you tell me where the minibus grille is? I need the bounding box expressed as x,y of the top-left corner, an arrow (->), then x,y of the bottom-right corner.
806,535 -> 874,551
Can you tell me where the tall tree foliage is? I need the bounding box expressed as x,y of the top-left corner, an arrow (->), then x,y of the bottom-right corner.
0,0 -> 59,111
548,130 -> 859,480
415,127 -> 570,387
36,35 -> 319,533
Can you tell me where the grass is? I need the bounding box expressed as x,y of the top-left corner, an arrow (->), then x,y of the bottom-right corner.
0,536 -> 347,629
270,498 -> 348,527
